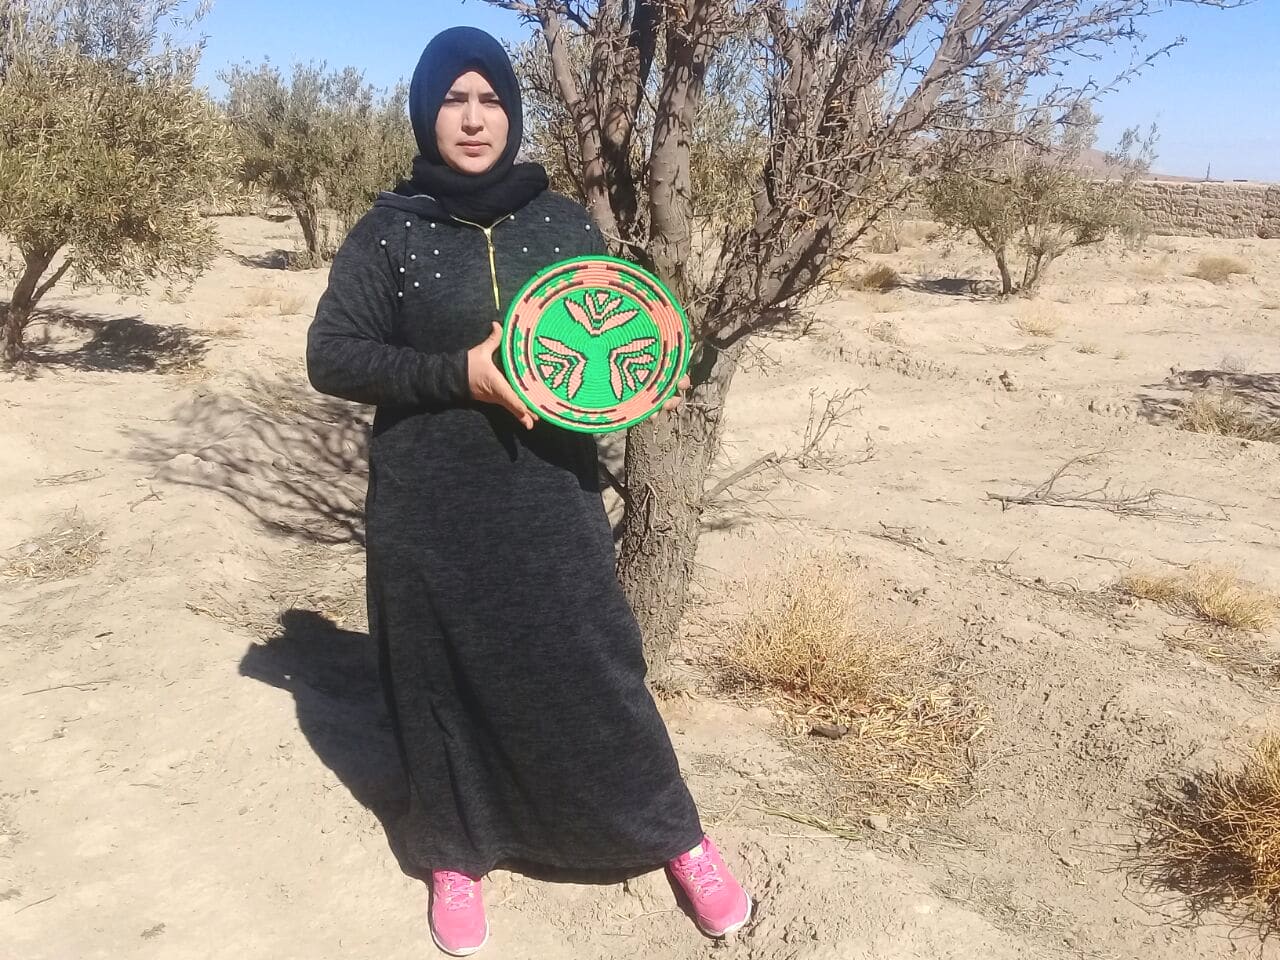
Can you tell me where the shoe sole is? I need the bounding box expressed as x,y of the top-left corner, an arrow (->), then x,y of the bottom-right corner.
699,891 -> 754,939
430,919 -> 490,957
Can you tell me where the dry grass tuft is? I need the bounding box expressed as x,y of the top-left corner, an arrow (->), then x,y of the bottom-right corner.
1137,736 -> 1280,934
851,264 -> 903,292
1119,565 -> 1276,632
727,554 -> 904,704
2,511 -> 104,583
1178,389 -> 1280,444
1011,303 -> 1062,338
245,287 -> 277,308
1190,255 -> 1251,285
276,293 -> 310,316
868,318 -> 903,345
1075,341 -> 1101,355
721,552 -> 984,807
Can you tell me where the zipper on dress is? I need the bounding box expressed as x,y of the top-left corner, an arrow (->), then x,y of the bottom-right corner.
451,214 -> 511,314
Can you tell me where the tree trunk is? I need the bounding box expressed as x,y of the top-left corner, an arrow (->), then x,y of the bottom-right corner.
1021,251 -> 1053,297
994,246 -> 1014,296
3,248 -> 55,361
616,339 -> 741,682
293,200 -> 321,259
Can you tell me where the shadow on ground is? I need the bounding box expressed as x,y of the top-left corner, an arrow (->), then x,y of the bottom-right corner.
903,276 -> 1000,300
15,305 -> 209,373
226,249 -> 296,271
131,374 -> 370,545
1136,369 -> 1280,424
239,608 -> 682,890
237,609 -> 414,870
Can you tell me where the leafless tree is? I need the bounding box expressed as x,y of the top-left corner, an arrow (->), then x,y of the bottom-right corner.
486,0 -> 1245,677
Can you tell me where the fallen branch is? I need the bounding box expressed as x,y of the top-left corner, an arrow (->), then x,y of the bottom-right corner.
700,451 -> 781,505
701,388 -> 872,506
868,522 -> 937,556
986,453 -> 1183,518
35,469 -> 103,486
23,677 -> 116,696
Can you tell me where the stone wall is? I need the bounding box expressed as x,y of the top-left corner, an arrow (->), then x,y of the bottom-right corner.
1130,180 -> 1279,239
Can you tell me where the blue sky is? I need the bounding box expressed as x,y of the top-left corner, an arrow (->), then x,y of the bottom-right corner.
194,1 -> 1278,182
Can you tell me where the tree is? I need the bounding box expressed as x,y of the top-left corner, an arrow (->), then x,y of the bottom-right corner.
926,72 -> 1155,296
488,0 -> 1243,679
513,31 -> 766,230
0,0 -> 235,361
221,61 -> 414,266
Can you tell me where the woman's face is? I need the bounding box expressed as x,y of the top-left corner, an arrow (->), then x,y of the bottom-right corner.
435,70 -> 510,176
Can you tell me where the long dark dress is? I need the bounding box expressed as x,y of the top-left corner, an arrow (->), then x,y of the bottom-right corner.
306,189 -> 704,876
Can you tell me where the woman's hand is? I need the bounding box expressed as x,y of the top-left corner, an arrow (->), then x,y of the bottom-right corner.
660,375 -> 693,414
467,322 -> 537,430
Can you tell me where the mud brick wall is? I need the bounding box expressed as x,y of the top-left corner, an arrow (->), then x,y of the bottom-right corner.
1131,181 -> 1280,239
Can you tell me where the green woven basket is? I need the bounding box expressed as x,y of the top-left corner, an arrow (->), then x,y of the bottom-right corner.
501,256 -> 692,433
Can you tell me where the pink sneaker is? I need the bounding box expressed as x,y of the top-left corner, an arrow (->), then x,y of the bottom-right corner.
429,870 -> 489,956
668,836 -> 753,937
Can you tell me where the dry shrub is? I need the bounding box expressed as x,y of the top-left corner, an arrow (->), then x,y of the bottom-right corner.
276,293 -> 309,316
1120,565 -> 1276,632
722,553 -> 984,806
1190,255 -> 1251,284
727,554 -> 904,703
851,265 -> 903,292
1137,736 -> 1280,934
1179,390 -> 1280,444
1076,341 -> 1101,355
245,287 -> 276,308
868,318 -> 903,344
1011,303 -> 1062,338
2,511 -> 103,582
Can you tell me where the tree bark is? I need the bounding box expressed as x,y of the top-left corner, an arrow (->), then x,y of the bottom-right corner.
616,338 -> 740,682
3,247 -> 56,361
1022,250 -> 1053,296
994,246 -> 1014,296
293,199 -> 321,259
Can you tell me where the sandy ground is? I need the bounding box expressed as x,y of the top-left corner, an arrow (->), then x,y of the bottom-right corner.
2,215 -> 1279,960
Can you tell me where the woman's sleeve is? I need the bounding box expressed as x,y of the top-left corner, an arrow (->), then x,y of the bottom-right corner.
306,212 -> 470,408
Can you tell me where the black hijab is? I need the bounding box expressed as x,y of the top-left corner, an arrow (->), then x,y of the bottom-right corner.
400,26 -> 548,225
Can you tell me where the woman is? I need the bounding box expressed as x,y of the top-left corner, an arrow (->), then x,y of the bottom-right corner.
306,26 -> 751,957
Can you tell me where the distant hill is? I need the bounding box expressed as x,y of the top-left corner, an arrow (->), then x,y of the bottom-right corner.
1077,147 -> 1199,182
1077,147 -> 1274,184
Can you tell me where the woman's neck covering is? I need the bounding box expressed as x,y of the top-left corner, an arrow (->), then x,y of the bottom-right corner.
400,26 -> 549,226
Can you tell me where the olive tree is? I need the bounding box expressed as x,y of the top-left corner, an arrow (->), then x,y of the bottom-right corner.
927,72 -> 1155,296
0,0 -> 235,361
221,61 -> 414,265
487,0 -> 1245,678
